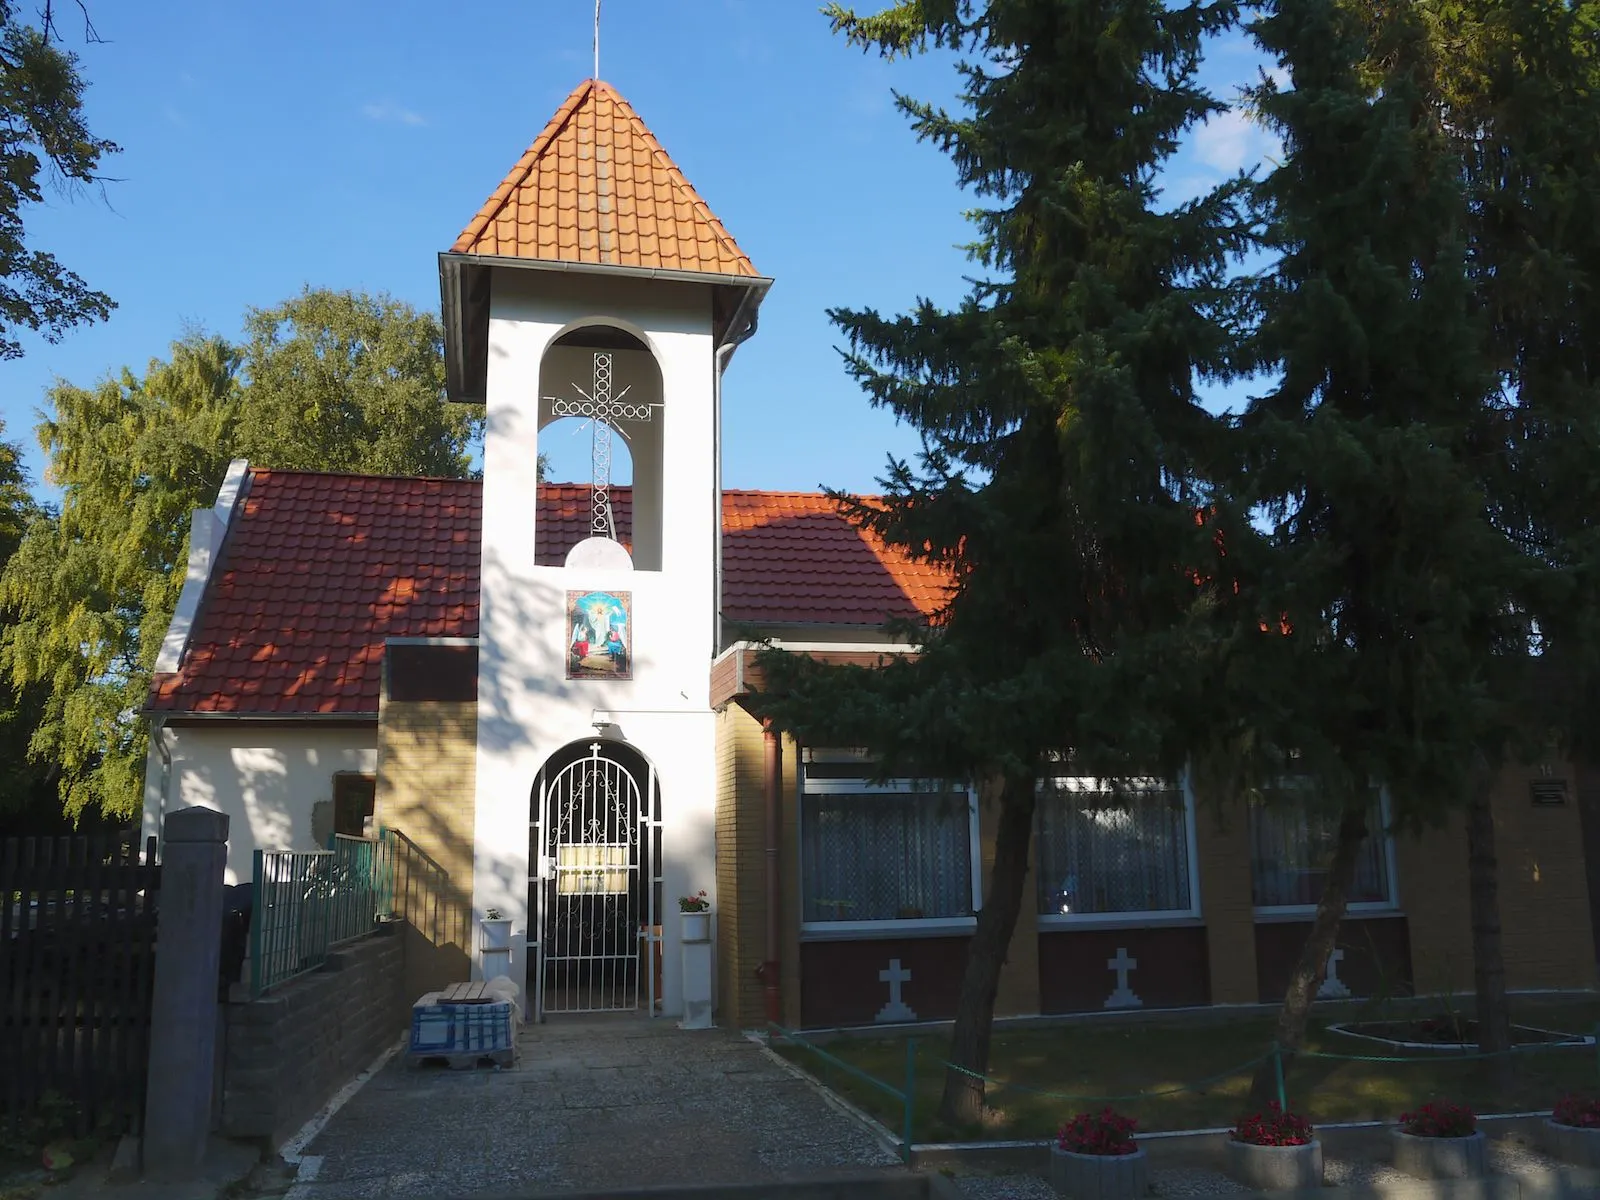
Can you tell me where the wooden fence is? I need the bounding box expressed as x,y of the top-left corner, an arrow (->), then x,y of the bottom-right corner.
0,834 -> 161,1136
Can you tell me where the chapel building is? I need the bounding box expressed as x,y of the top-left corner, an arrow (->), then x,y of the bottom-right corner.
142,78 -> 1600,1028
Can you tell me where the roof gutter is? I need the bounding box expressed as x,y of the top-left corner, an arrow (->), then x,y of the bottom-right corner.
447,250 -> 775,294
139,711 -> 381,724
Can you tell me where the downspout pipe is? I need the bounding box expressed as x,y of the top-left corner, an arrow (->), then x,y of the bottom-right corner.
713,297 -> 760,656
761,718 -> 783,1024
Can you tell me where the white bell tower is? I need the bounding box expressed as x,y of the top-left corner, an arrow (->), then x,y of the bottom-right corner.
438,78 -> 769,1019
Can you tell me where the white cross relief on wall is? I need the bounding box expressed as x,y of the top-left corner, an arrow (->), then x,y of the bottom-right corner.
1317,947 -> 1351,999
1105,946 -> 1143,1009
545,350 -> 654,542
876,958 -> 917,1023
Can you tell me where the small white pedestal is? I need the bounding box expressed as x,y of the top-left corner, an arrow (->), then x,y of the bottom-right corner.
480,918 -> 513,990
679,911 -> 714,1030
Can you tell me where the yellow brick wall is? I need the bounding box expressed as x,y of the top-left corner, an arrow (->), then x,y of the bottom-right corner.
1397,761 -> 1595,995
375,698 -> 478,1001
1396,811 -> 1474,995
1492,761 -> 1596,991
714,703 -> 771,1026
1194,802 -> 1259,1004
980,782 -> 1042,1016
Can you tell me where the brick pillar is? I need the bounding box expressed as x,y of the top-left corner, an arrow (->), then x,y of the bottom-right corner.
1195,804 -> 1258,1003
143,807 -> 229,1177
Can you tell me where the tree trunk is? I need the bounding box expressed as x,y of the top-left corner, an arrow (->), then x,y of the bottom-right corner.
1467,761 -> 1513,1087
1247,803 -> 1369,1107
937,773 -> 1037,1127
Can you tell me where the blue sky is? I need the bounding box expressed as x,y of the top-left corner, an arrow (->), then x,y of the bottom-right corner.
1,1 -> 1277,499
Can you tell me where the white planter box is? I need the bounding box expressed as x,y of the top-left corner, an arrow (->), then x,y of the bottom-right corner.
1544,1119 -> 1600,1169
680,911 -> 711,942
1392,1128 -> 1486,1178
1049,1145 -> 1148,1199
481,918 -> 512,951
1226,1138 -> 1322,1190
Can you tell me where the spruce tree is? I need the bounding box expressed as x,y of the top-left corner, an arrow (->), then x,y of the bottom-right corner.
1231,0 -> 1531,1096
1423,0 -> 1600,1062
757,0 -> 1246,1126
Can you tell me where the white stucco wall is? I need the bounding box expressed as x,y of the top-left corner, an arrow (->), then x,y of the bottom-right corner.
473,269 -> 723,1019
141,723 -> 378,885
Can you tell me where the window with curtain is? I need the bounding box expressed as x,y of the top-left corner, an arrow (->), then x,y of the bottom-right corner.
1249,792 -> 1391,908
800,788 -> 974,924
1035,781 -> 1194,917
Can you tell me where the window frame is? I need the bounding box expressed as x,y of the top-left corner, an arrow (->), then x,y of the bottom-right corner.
796,770 -> 983,940
1034,774 -> 1203,929
1248,787 -> 1400,920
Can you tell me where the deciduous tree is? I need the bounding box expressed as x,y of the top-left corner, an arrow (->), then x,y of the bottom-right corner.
0,290 -> 478,820
0,0 -> 117,358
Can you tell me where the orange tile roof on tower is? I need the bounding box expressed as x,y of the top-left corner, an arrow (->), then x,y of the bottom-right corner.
452,79 -> 758,278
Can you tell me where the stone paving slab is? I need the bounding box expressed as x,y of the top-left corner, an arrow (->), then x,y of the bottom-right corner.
287,1018 -> 903,1199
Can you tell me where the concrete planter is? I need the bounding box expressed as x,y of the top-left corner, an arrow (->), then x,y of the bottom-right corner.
480,918 -> 512,951
681,911 -> 711,942
1544,1119 -> 1600,1168
1226,1138 -> 1322,1190
1391,1128 -> 1486,1178
1049,1145 -> 1148,1198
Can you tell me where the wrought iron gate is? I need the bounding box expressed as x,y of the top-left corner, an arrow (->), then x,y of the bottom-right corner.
534,743 -> 657,1015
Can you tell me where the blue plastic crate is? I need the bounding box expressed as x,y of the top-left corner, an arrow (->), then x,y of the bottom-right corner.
409,993 -> 516,1057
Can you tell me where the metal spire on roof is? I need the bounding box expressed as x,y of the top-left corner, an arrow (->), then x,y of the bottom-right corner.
594,0 -> 602,80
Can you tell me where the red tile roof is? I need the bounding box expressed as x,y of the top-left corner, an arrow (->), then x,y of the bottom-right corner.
148,471 -> 950,716
452,79 -> 758,278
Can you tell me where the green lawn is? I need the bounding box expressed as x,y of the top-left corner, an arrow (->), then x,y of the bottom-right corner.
773,997 -> 1600,1144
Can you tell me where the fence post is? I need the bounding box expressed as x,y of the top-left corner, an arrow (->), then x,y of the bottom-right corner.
142,807 -> 229,1178
1271,1042 -> 1287,1112
903,1038 -> 917,1164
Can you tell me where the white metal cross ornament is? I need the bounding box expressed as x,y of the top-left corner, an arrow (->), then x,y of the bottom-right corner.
1317,947 -> 1351,999
875,958 -> 917,1023
546,351 -> 653,542
1105,946 -> 1143,1009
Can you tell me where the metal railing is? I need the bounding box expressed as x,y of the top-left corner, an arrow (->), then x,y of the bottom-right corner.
249,831 -> 394,998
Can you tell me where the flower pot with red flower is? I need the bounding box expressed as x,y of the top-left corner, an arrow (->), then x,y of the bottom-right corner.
1227,1103 -> 1322,1190
1050,1108 -> 1148,1199
1392,1101 -> 1485,1178
678,890 -> 711,942
1545,1095 -> 1600,1167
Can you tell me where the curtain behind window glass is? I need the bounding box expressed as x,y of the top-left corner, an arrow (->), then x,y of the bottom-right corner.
801,791 -> 971,922
1249,794 -> 1387,906
1035,786 -> 1190,915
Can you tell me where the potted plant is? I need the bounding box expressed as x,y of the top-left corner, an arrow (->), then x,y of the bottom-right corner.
481,907 -> 511,951
679,890 -> 711,942
1392,1101 -> 1485,1178
1545,1095 -> 1600,1167
1050,1108 -> 1148,1199
1227,1102 -> 1322,1189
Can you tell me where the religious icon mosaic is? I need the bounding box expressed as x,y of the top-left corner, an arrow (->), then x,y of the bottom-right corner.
567,590 -> 632,681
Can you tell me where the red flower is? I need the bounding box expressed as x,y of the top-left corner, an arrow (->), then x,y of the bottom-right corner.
1057,1108 -> 1139,1156
1231,1102 -> 1314,1147
1398,1101 -> 1476,1138
1553,1096 -> 1600,1129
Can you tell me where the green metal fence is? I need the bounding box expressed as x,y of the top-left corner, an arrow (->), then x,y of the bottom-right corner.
249,831 -> 395,998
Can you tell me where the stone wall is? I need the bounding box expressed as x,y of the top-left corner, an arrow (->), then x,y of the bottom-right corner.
219,928 -> 407,1147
